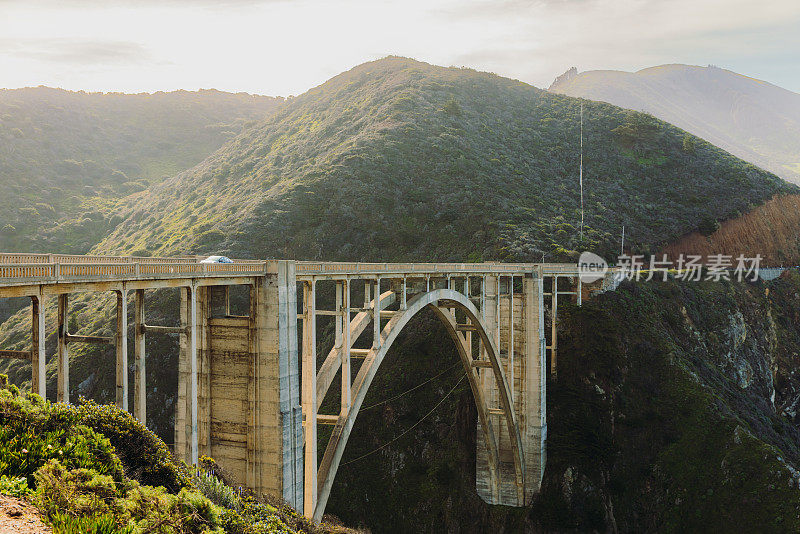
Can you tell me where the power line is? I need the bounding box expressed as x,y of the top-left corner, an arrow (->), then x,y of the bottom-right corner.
360,362 -> 461,411
339,373 -> 467,467
579,101 -> 585,242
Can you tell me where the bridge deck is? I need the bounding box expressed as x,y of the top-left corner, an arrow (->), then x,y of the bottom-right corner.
0,255 -> 580,296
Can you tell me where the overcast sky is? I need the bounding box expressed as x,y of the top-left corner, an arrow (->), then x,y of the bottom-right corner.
1,0 -> 799,96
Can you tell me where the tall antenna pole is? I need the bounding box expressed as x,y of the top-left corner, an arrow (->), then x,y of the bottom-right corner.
621,225 -> 625,256
579,101 -> 585,242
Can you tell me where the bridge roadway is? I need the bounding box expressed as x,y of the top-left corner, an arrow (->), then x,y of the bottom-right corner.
0,253 -> 584,521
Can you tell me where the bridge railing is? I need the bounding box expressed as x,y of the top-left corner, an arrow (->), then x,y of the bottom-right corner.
541,263 -> 583,274
295,261 -> 541,276
0,254 -> 582,286
0,253 -> 196,265
0,253 -> 267,265
295,261 -> 582,277
0,261 -> 271,285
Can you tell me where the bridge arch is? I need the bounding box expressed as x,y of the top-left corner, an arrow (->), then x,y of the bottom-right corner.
312,288 -> 525,522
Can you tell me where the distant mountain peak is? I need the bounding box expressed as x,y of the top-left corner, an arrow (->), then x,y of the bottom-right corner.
549,64 -> 800,184
549,67 -> 578,91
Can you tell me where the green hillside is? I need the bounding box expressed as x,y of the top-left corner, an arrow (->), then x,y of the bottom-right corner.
0,87 -> 283,253
96,57 -> 794,262
0,377 -> 353,533
549,64 -> 800,185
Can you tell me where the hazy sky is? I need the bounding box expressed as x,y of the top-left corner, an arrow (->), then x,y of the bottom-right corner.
1,0 -> 799,96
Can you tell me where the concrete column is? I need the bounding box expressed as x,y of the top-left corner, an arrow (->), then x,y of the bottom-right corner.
265,261 -> 303,509
57,294 -> 68,404
287,265 -> 303,508
301,279 -> 317,517
334,282 -> 343,349
31,293 -> 46,398
175,284 -> 202,465
481,276 -> 486,319
482,276 -> 498,393
495,275 -> 501,355
465,277 -> 472,359
477,273 -> 521,505
372,277 -> 381,349
522,273 -> 546,500
341,278 -> 351,413
190,284 -> 198,465
116,288 -> 128,412
134,289 -> 146,423
509,276 -> 514,403
476,271 -> 546,506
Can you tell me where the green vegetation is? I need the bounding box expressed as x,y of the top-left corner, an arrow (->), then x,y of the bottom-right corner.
0,376 -> 355,533
0,87 -> 282,253
95,57 -> 794,262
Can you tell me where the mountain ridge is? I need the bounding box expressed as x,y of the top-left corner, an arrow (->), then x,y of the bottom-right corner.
549,63 -> 800,184
94,56 -> 793,262
0,86 -> 283,253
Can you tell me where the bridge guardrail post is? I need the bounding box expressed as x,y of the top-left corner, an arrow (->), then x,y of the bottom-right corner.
53,263 -> 60,282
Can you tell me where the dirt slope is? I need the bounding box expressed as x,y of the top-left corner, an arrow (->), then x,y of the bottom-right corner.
661,193 -> 800,265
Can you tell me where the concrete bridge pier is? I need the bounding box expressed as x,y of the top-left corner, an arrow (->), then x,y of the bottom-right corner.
476,272 -> 546,504
173,262 -> 303,507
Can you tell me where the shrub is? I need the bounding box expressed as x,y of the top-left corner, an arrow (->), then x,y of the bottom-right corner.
0,391 -> 124,486
48,511 -> 131,534
0,474 -> 31,497
76,399 -> 191,492
193,469 -> 242,512
0,377 -> 350,534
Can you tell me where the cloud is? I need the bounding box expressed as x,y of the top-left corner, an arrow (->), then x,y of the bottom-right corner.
0,39 -> 155,66
0,0 -> 797,95
429,0 -> 800,90
0,0 -> 292,6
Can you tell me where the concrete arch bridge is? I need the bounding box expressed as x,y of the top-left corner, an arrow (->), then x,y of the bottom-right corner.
0,254 -> 588,521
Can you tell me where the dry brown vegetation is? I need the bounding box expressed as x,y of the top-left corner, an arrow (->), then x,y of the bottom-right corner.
661,193 -> 800,265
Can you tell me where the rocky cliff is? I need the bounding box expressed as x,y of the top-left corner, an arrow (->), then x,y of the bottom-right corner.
328,273 -> 800,532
